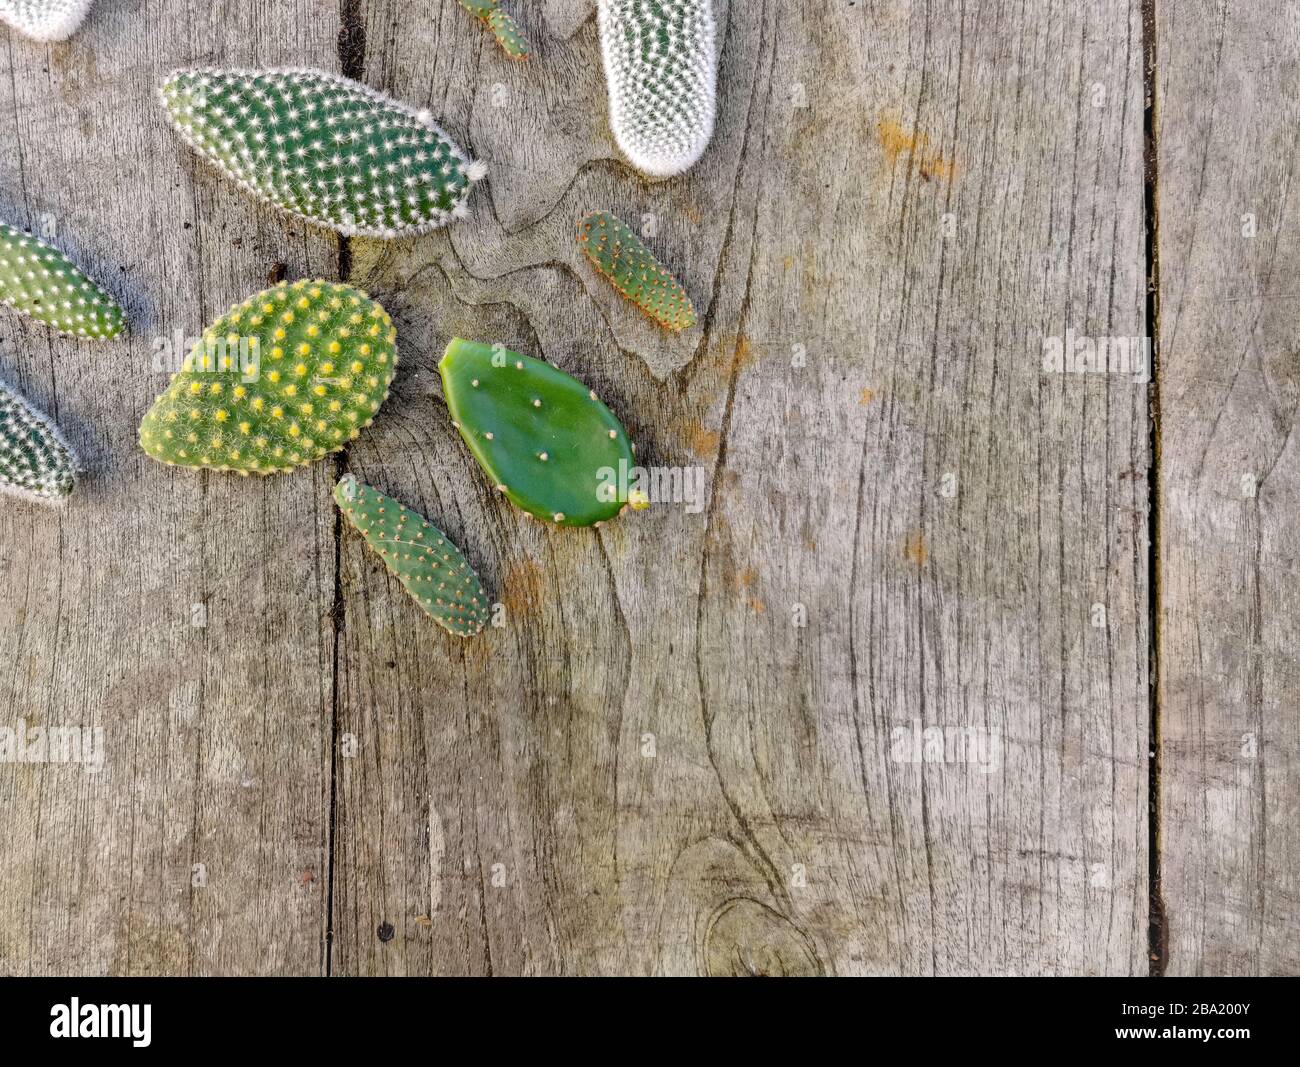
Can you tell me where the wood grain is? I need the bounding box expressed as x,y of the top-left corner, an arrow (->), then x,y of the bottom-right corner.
0,0 -> 1187,977
1156,0 -> 1300,976
330,0 -> 1150,975
0,2 -> 340,975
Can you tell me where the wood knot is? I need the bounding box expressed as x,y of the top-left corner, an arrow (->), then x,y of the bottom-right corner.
701,898 -> 823,977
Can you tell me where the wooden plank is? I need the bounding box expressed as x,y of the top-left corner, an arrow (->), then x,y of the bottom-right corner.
331,0 -> 1150,974
0,3 -> 340,975
1156,0 -> 1300,976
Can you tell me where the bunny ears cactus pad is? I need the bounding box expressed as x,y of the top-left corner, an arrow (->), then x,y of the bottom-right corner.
577,211 -> 696,331
457,0 -> 531,60
598,0 -> 718,178
440,338 -> 643,527
335,475 -> 490,637
0,377 -> 77,502
159,68 -> 487,239
0,221 -> 124,339
139,280 -> 397,475
0,0 -> 95,42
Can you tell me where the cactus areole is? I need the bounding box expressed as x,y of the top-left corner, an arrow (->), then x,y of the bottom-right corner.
440,339 -> 638,528
159,68 -> 486,239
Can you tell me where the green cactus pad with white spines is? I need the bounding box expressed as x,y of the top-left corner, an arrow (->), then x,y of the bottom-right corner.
0,222 -> 123,339
159,68 -> 486,239
440,338 -> 639,528
598,0 -> 718,177
0,378 -> 77,502
334,475 -> 490,638
457,0 -> 531,59
139,280 -> 397,475
577,211 -> 696,331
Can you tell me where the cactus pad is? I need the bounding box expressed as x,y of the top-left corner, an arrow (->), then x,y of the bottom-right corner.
334,474 -> 489,638
159,68 -> 486,239
0,378 -> 77,502
440,338 -> 638,527
598,0 -> 718,178
139,280 -> 397,475
0,221 -> 124,339
458,1 -> 531,60
0,0 -> 95,42
577,211 -> 696,331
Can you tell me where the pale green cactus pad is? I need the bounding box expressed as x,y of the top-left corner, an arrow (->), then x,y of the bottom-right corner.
440,338 -> 641,527
577,211 -> 696,331
0,221 -> 124,339
159,68 -> 487,238
598,0 -> 718,177
457,0 -> 531,60
139,280 -> 397,475
0,377 -> 77,502
335,474 -> 490,638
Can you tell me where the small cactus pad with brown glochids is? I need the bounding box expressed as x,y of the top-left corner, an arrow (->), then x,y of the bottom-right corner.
159,68 -> 486,238
457,0 -> 531,60
440,338 -> 642,528
139,280 -> 397,475
0,221 -> 124,339
0,377 -> 77,502
577,211 -> 696,331
334,474 -> 490,638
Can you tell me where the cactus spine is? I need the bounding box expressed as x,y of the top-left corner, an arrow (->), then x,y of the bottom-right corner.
0,221 -> 124,339
139,280 -> 397,475
577,211 -> 696,331
0,378 -> 77,502
0,0 -> 95,42
598,0 -> 718,178
440,338 -> 640,528
458,1 -> 531,60
334,474 -> 490,637
160,68 -> 487,239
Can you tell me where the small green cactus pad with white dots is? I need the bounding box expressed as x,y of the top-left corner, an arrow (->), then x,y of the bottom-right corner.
440,338 -> 638,528
577,211 -> 696,331
159,68 -> 487,239
457,0 -> 531,60
0,222 -> 123,339
334,474 -> 490,638
139,280 -> 397,475
0,377 -> 77,503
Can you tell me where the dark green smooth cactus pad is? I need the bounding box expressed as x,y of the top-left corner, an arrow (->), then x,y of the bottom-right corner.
577,211 -> 696,331
440,338 -> 639,527
0,221 -> 123,339
139,279 -> 397,475
159,68 -> 486,238
334,474 -> 489,637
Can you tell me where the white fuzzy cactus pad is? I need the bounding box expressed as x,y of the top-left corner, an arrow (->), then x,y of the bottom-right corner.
0,0 -> 95,42
160,68 -> 487,239
598,0 -> 718,178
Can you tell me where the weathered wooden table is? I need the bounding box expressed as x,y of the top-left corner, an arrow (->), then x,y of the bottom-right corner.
0,0 -> 1294,976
